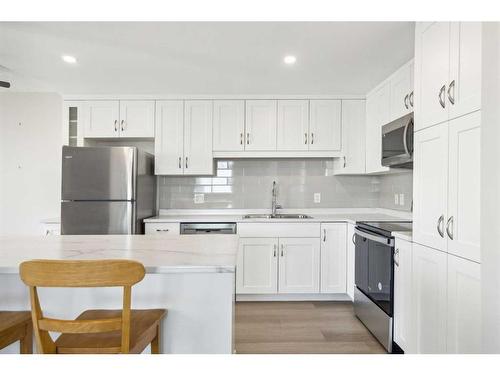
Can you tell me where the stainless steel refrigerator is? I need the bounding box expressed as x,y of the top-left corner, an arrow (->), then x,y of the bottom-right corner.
61,146 -> 156,235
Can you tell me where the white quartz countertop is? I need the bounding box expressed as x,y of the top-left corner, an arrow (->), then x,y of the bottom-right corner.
144,208 -> 412,224
392,230 -> 413,242
0,235 -> 238,274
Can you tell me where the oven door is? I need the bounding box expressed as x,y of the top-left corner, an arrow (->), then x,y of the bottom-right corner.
354,228 -> 394,316
381,113 -> 413,168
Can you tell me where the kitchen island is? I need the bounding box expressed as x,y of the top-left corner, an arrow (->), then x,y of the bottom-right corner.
0,234 -> 238,354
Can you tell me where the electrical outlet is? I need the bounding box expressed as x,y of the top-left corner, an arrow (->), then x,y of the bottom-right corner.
314,193 -> 321,204
399,193 -> 405,206
194,194 -> 205,204
394,193 -> 399,205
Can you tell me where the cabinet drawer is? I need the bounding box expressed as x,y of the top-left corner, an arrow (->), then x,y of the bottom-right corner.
145,222 -> 180,235
238,223 -> 320,238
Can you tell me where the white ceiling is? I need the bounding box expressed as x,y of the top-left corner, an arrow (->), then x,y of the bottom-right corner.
0,22 -> 415,95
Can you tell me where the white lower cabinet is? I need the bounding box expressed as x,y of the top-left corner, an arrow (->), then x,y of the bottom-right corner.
447,253 -> 481,353
393,238 -> 413,352
346,223 -> 356,300
320,223 -> 347,294
412,242 -> 447,353
279,238 -> 320,294
236,238 -> 278,294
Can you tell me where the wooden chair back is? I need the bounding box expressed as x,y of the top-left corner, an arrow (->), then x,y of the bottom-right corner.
19,259 -> 146,354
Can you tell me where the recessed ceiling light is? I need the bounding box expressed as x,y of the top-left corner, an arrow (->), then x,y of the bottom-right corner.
283,55 -> 297,65
62,55 -> 77,64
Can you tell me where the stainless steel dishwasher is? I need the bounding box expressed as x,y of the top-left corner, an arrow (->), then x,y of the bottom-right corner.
179,222 -> 237,235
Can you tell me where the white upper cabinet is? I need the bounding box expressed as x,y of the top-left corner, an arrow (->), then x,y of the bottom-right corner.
412,243 -> 447,354
183,100 -> 213,175
447,253 -> 481,353
119,100 -> 155,138
320,223 -> 347,294
245,100 -> 277,151
334,100 -> 366,174
309,100 -> 342,151
390,61 -> 414,120
85,100 -> 120,138
155,100 -> 184,175
236,238 -> 279,294
447,112 -> 481,262
277,100 -> 309,151
448,22 -> 482,120
365,82 -> 391,174
393,238 -> 414,353
416,22 -> 450,130
212,100 -> 245,151
415,22 -> 482,131
413,122 -> 449,252
278,237 -> 320,294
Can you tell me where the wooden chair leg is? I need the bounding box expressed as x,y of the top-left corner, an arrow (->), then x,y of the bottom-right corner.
151,325 -> 160,354
20,321 -> 33,354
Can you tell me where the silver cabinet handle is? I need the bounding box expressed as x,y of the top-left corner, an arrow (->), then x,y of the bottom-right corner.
447,80 -> 455,105
311,133 -> 314,145
394,248 -> 400,267
323,229 -> 326,242
240,133 -> 243,145
185,156 -> 188,169
404,94 -> 409,109
281,244 -> 284,257
304,133 -> 308,144
246,133 -> 250,145
409,91 -> 414,107
438,85 -> 446,108
156,229 -> 169,232
178,157 -> 182,169
120,119 -> 125,131
114,120 -> 118,132
273,244 -> 277,257
352,233 -> 356,245
437,214 -> 445,238
446,216 -> 454,240
343,156 -> 346,168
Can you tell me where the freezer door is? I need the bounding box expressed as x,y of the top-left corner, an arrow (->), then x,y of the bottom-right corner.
61,146 -> 136,200
61,201 -> 136,234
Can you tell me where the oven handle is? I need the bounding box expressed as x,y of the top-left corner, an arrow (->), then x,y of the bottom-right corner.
403,117 -> 413,156
354,228 -> 394,247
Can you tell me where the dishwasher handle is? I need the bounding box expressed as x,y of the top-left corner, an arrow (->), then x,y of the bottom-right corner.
180,222 -> 237,235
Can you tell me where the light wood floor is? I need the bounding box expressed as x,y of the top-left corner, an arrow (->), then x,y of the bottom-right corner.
235,301 -> 386,354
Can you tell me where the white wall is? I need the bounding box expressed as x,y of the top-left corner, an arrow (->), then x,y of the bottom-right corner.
481,23 -> 500,353
0,92 -> 62,235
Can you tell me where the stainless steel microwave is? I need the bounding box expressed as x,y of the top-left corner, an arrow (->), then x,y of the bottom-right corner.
381,112 -> 414,169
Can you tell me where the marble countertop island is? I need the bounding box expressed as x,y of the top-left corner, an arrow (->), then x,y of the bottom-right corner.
0,234 -> 238,274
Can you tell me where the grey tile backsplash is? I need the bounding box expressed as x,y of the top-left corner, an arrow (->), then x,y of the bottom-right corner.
158,159 -> 413,212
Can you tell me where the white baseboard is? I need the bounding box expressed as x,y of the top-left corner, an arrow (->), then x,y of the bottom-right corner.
236,293 -> 353,302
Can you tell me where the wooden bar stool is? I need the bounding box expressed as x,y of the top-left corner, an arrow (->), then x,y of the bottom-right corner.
0,311 -> 33,353
19,259 -> 167,354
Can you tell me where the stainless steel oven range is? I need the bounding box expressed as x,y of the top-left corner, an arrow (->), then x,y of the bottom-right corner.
353,221 -> 412,353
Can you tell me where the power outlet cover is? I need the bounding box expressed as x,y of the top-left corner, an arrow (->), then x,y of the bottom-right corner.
314,193 -> 321,203
194,194 -> 205,204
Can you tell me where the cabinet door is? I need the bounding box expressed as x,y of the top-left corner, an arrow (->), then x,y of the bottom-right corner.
309,100 -> 342,151
183,100 -> 213,175
245,100 -> 277,151
346,223 -> 356,300
212,100 -> 245,151
119,100 -> 155,138
276,100 -> 309,151
416,22 -> 450,130
412,243 -> 447,354
236,238 -> 278,294
320,223 -> 347,293
278,238 -> 320,294
155,101 -> 184,175
334,100 -> 366,174
390,62 -> 414,120
447,254 -> 481,353
85,100 -> 120,138
413,123 -> 448,251
447,112 -> 481,262
365,83 -> 390,174
394,238 -> 413,353
448,22 -> 482,120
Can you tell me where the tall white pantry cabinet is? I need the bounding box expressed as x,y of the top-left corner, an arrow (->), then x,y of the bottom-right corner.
406,21 -> 482,353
